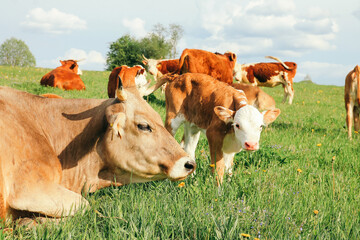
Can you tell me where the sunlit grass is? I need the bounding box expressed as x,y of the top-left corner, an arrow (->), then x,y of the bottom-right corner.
0,65 -> 359,239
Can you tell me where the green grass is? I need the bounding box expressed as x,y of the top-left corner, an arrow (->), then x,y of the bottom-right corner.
1,65 -> 359,239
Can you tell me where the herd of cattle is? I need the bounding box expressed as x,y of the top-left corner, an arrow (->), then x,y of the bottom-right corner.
0,48 -> 359,223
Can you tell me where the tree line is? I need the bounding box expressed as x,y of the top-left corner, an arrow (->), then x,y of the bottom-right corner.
0,23 -> 183,70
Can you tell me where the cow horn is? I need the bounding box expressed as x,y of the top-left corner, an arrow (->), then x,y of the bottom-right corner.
75,58 -> 86,62
116,76 -> 127,101
142,54 -> 148,61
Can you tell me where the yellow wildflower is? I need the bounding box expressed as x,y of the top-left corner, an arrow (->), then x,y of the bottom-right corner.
355,131 -> 359,134
313,210 -> 319,215
311,129 -> 314,132
297,168 -> 302,173
214,198 -> 218,202
240,233 -> 250,238
317,100 -> 320,104
332,156 -> 336,161
178,182 -> 185,188
254,238 -> 260,240
263,170 -> 267,172
316,143 -> 322,147
209,164 -> 215,168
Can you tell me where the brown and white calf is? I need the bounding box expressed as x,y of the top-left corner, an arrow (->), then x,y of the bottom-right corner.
234,56 -> 297,104
0,79 -> 195,222
163,73 -> 280,185
345,65 -> 360,139
232,83 -> 276,111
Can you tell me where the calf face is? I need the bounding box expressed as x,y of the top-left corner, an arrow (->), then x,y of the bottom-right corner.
60,60 -> 82,75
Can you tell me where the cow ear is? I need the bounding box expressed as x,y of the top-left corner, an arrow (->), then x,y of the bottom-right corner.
142,60 -> 147,65
214,106 -> 234,123
106,104 -> 126,139
262,108 -> 281,125
60,60 -> 65,65
116,76 -> 127,101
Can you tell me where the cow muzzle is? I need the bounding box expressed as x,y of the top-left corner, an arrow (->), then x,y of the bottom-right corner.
244,141 -> 259,151
168,157 -> 196,181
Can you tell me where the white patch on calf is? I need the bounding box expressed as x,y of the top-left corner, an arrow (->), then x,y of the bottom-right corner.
168,156 -> 194,180
171,114 -> 185,135
77,68 -> 83,75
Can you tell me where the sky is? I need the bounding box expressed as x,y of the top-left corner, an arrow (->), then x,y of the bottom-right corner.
1,0 -> 360,86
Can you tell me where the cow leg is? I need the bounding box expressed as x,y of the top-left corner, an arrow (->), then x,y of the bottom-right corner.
206,128 -> 225,186
183,122 -> 201,160
346,102 -> 354,139
8,182 -> 89,218
282,82 -> 294,104
223,152 -> 235,178
354,106 -> 360,132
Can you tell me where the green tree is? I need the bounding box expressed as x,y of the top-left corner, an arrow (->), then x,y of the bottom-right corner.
106,23 -> 184,70
0,37 -> 36,67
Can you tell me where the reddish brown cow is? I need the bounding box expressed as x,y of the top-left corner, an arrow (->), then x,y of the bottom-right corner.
345,65 -> 360,139
108,65 -> 149,97
162,73 -> 280,185
40,60 -> 85,90
178,49 -> 237,85
234,56 -> 297,104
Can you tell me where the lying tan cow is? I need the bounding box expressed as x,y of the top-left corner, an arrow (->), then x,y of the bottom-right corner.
40,60 -> 85,90
345,65 -> 360,139
234,56 -> 297,104
0,79 -> 195,222
162,73 -> 280,185
232,83 -> 276,111
108,65 -> 149,97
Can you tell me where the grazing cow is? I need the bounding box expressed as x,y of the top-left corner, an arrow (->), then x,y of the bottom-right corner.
178,49 -> 237,85
108,65 -> 149,97
162,73 -> 280,185
344,65 -> 360,139
0,79 -> 195,222
40,60 -> 85,90
232,83 -> 276,111
234,56 -> 297,104
142,56 -> 180,93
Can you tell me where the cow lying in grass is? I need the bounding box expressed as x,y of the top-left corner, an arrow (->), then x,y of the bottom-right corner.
158,73 -> 280,185
0,78 -> 195,223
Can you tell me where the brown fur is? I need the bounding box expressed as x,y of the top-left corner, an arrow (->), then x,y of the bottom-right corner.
344,65 -> 360,139
232,83 -> 275,111
107,65 -> 145,98
40,93 -> 63,99
40,60 -> 85,90
179,49 -> 237,85
0,86 -> 194,221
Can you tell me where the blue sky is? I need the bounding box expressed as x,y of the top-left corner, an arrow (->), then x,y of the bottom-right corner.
1,0 -> 360,86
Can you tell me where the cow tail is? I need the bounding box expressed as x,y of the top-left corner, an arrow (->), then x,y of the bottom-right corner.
143,73 -> 177,96
178,49 -> 189,74
355,65 -> 360,105
265,56 -> 291,70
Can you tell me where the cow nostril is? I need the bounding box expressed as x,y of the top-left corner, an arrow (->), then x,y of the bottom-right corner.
184,161 -> 195,170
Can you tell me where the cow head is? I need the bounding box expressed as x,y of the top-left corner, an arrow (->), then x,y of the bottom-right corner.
60,59 -> 83,75
142,55 -> 161,77
214,104 -> 280,151
100,77 -> 196,184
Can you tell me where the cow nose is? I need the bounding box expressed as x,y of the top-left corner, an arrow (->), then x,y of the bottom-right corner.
184,160 -> 196,171
244,142 -> 259,151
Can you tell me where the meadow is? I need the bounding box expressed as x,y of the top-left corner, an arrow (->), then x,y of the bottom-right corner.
0,65 -> 359,239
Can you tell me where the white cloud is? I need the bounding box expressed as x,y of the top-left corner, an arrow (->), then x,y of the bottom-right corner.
122,18 -> 147,38
21,8 -> 87,34
353,7 -> 360,21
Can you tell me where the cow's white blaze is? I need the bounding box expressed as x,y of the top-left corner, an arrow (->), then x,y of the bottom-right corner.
233,105 -> 264,150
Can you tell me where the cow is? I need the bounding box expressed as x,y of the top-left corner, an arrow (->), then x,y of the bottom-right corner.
178,49 -> 237,85
0,78 -> 196,222
40,93 -> 63,99
234,56 -> 297,104
344,65 -> 360,139
142,56 -> 180,93
40,60 -> 86,90
232,83 -> 276,111
161,73 -> 280,185
108,65 -> 149,97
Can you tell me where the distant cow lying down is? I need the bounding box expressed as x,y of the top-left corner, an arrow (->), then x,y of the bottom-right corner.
40,60 -> 86,90
345,65 -> 360,139
0,79 -> 195,222
234,56 -> 297,104
232,83 -> 276,111
161,73 -> 280,185
108,65 -> 149,97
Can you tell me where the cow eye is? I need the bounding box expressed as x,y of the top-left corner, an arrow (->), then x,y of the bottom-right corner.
235,123 -> 240,129
137,123 -> 152,132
